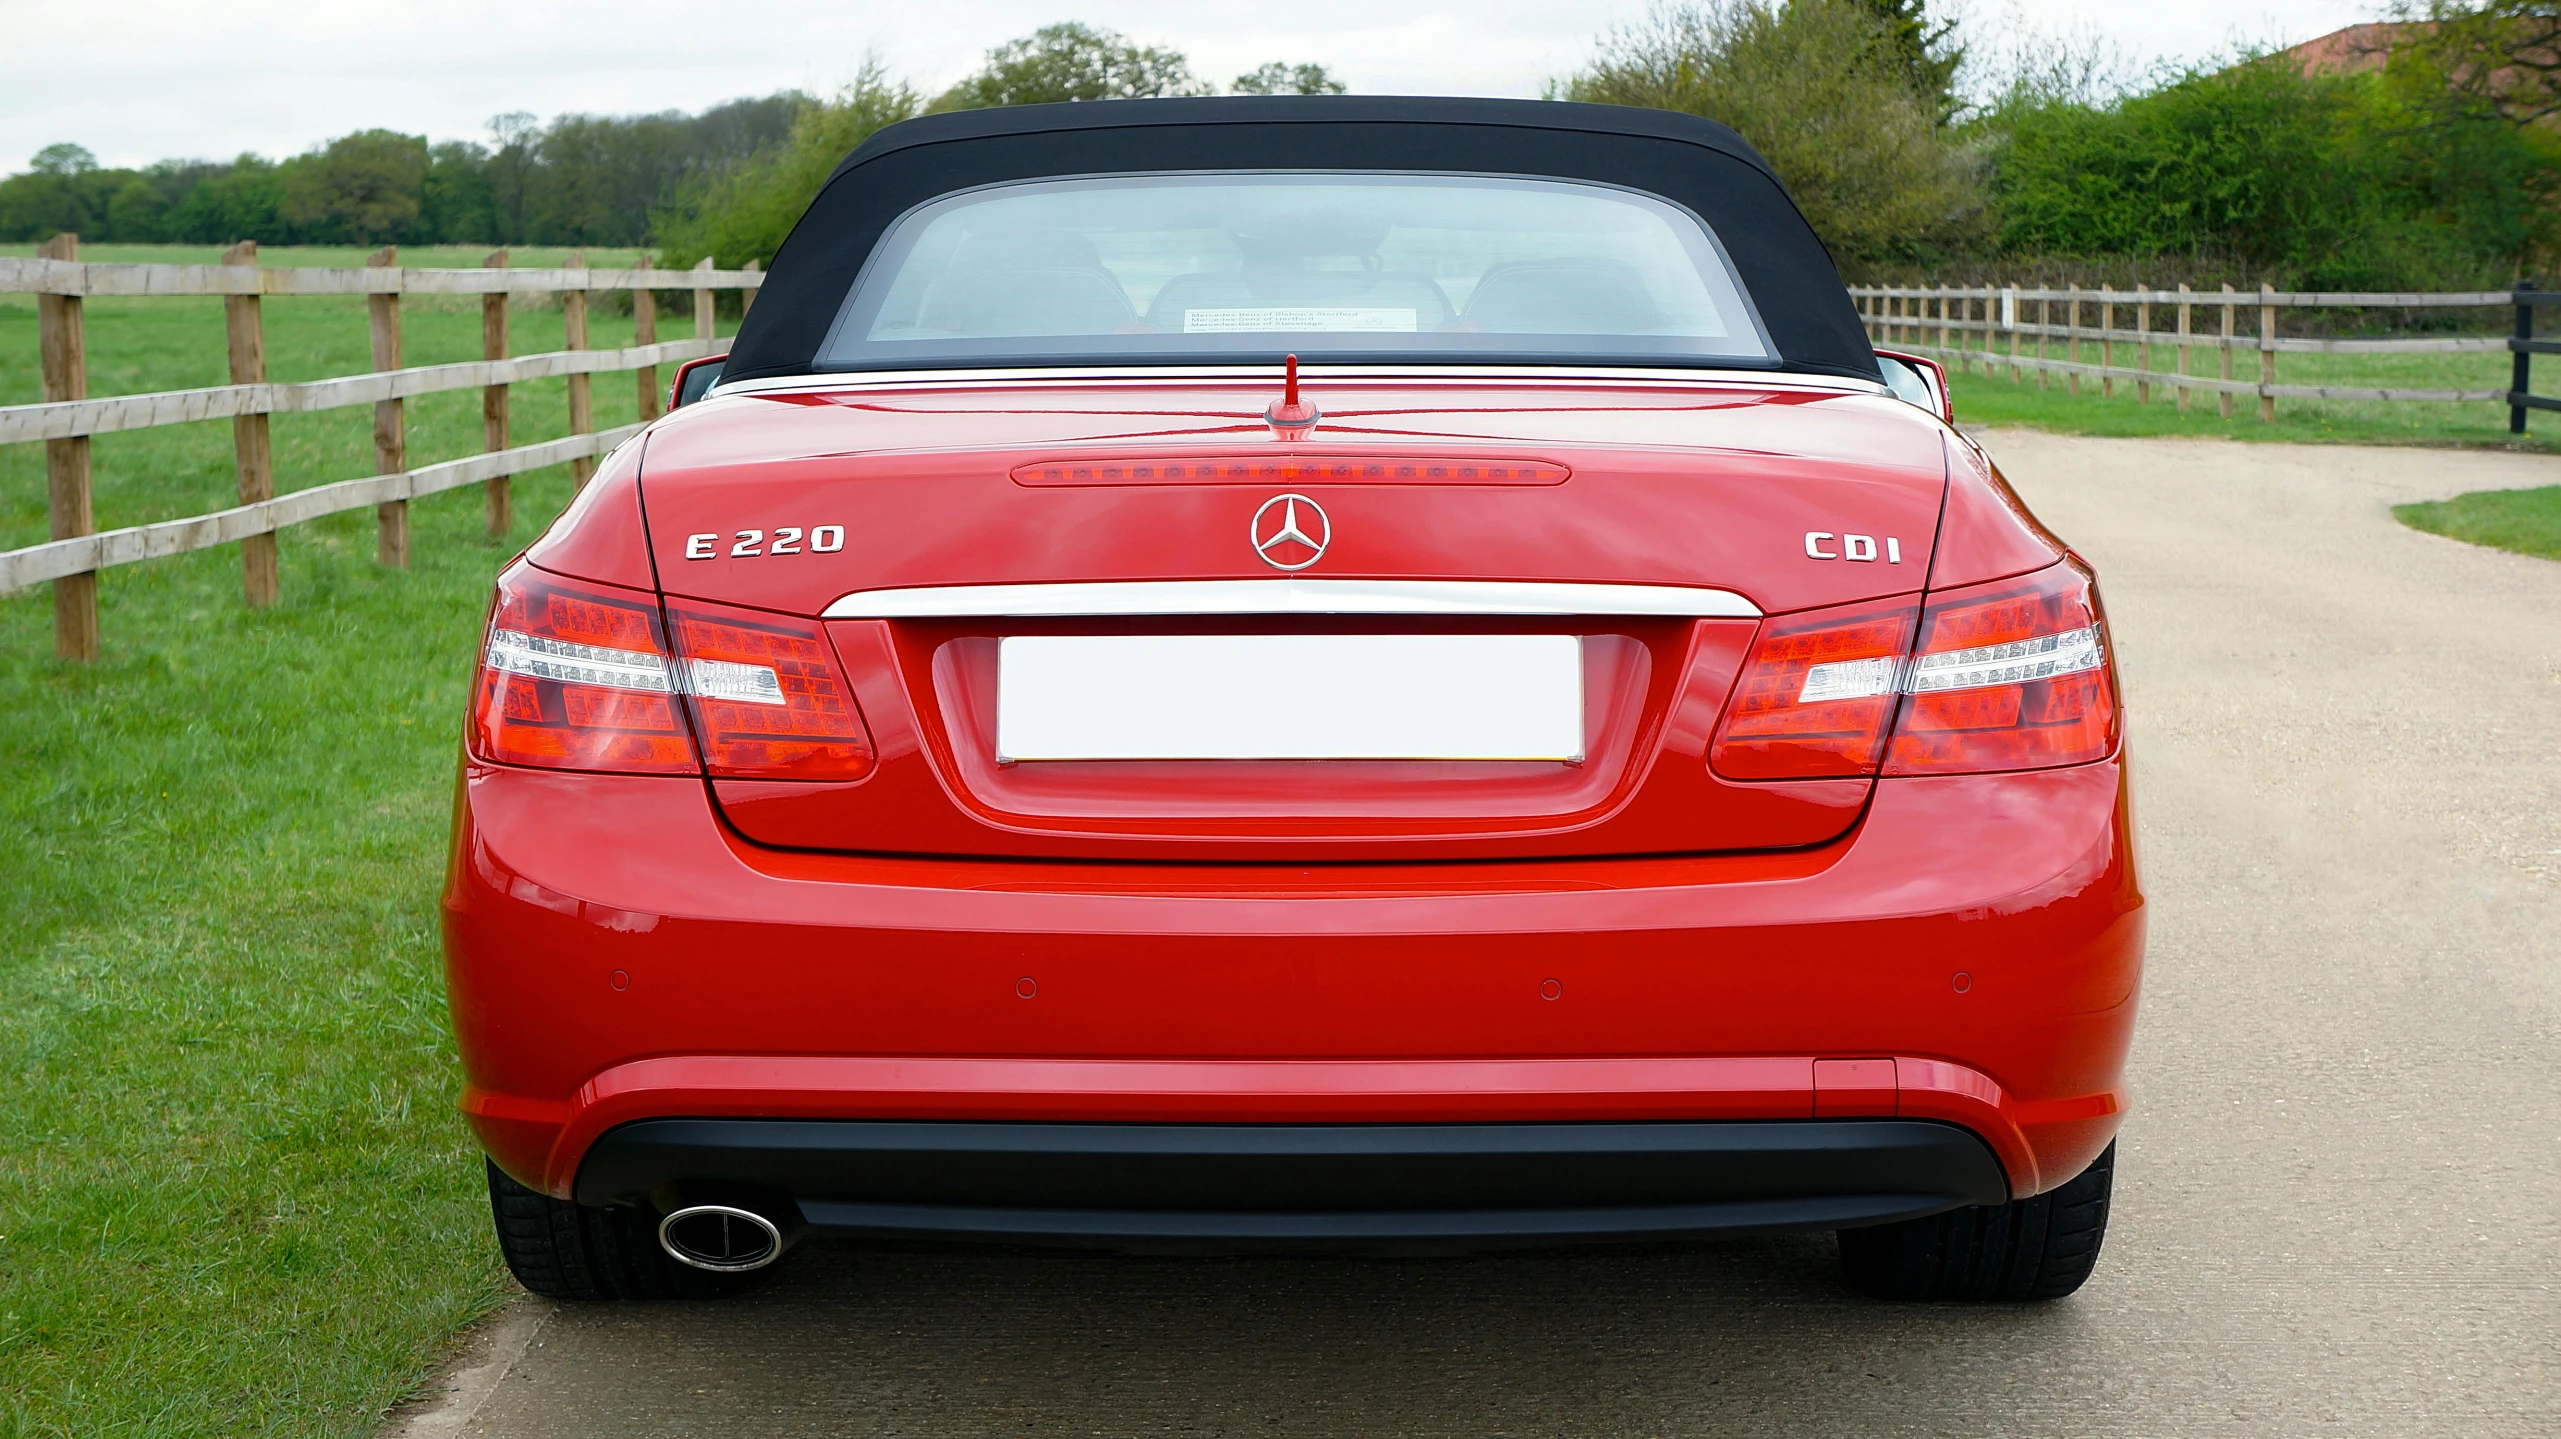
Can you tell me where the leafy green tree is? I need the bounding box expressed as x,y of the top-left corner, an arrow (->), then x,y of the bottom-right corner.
277,129 -> 430,243
420,141 -> 497,245
484,111 -> 539,244
1846,0 -> 1963,120
0,145 -> 113,240
30,143 -> 97,177
105,175 -> 166,240
2393,1 -> 2561,126
1986,55 -> 2558,286
1231,62 -> 1348,95
654,62 -> 919,268
160,157 -> 281,243
1568,0 -> 1988,263
930,22 -> 1207,110
521,95 -> 801,245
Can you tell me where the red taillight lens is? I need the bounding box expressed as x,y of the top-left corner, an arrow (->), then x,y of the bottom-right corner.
468,567 -> 697,774
667,605 -> 875,781
1885,560 -> 2118,775
1709,598 -> 1917,779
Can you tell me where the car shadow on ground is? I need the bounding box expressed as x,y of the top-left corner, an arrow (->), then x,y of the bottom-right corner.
483,1235 -> 2092,1436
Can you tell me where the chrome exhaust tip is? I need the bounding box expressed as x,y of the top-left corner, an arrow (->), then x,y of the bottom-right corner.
657,1203 -> 788,1273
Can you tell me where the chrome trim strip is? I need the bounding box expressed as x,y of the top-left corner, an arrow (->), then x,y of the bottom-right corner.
823,578 -> 1761,620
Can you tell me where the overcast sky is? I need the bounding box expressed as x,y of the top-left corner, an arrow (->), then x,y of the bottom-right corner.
2,0 -> 2387,173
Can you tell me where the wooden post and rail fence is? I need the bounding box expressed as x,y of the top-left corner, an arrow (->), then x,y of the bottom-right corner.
11,260 -> 2553,662
5,240 -> 762,659
1851,282 -> 2557,431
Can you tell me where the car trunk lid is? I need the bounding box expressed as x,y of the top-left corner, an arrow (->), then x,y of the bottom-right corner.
637,375 -> 1946,860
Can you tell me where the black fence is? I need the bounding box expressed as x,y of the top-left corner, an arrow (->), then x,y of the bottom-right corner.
2513,284 -> 2560,435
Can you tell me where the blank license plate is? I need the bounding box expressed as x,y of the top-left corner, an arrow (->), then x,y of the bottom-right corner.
996,634 -> 1584,761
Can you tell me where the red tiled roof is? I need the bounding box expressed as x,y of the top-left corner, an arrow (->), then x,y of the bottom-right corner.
2274,21 -> 2425,76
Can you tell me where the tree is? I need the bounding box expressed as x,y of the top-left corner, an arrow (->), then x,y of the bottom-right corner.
0,145 -> 111,241
105,175 -> 166,240
30,143 -> 98,177
930,23 -> 1207,110
1846,0 -> 1963,119
485,111 -> 539,244
654,62 -> 920,269
521,95 -> 803,245
159,156 -> 281,244
278,129 -> 430,243
1231,62 -> 1348,95
1985,54 -> 2559,287
421,141 -> 497,245
1567,0 -> 1988,263
2395,1 -> 2561,126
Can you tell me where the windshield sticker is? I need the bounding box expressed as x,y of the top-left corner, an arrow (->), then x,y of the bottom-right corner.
1182,308 -> 1420,333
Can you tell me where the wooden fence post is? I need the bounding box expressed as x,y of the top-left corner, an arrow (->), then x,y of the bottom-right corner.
2219,284 -> 2237,421
693,257 -> 714,340
2005,286 -> 2021,382
2136,289 -> 2152,405
2038,290 -> 2051,391
36,232 -> 97,661
2176,284 -> 2193,413
565,249 -> 594,489
483,250 -> 511,537
2067,286 -> 2082,396
741,259 -> 758,316
2100,288 -> 2116,398
2259,282 -> 2278,423
221,240 -> 279,607
634,254 -> 661,423
367,246 -> 407,568
2515,281 -> 2536,437
1936,292 -> 1951,366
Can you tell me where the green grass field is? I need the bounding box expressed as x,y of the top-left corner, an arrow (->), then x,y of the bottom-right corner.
1940,345 -> 2555,454
2393,485 -> 2561,560
1,245 -> 727,1438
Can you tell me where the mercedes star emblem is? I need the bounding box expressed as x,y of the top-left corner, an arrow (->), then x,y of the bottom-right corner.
1250,493 -> 1330,571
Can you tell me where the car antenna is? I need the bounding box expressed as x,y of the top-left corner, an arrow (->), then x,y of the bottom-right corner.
1265,353 -> 1320,435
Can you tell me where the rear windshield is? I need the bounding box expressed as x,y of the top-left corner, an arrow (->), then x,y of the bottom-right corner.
814,172 -> 1775,370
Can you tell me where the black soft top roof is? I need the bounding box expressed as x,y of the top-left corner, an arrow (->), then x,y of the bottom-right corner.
720,96 -> 1879,385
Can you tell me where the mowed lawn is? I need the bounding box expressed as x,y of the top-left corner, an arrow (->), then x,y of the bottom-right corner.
1939,344 -> 2556,454
2395,484 -> 2561,560
1,246 -> 727,1437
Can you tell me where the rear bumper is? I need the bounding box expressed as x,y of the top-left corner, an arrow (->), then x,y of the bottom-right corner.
444,758 -> 2143,1207
577,1117 -> 2010,1243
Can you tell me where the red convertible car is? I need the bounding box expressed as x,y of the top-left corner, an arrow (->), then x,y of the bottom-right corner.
446,97 -> 2140,1303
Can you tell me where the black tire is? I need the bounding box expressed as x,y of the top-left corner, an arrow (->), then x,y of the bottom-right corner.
1836,1141 -> 2115,1301
485,1160 -> 757,1301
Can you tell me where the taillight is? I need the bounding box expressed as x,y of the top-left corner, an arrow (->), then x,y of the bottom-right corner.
666,604 -> 875,781
1709,598 -> 1916,779
1709,560 -> 2120,782
1885,560 -> 2117,775
468,567 -> 696,774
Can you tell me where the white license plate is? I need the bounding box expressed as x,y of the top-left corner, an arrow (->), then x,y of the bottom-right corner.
996,634 -> 1584,761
